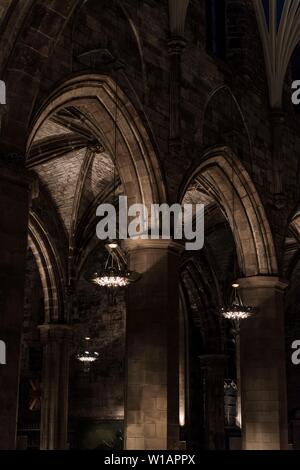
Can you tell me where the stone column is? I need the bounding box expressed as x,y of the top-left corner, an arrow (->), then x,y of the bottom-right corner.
124,239 -> 183,450
39,324 -> 73,450
167,36 -> 187,198
235,329 -> 242,428
167,0 -> 188,148
0,161 -> 32,450
270,111 -> 285,208
238,276 -> 288,450
199,354 -> 227,450
168,37 -> 186,144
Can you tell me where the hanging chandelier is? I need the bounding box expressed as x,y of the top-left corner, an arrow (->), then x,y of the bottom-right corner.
221,283 -> 257,321
90,242 -> 137,289
77,337 -> 99,373
92,267 -> 130,288
220,103 -> 256,323
89,70 -> 140,290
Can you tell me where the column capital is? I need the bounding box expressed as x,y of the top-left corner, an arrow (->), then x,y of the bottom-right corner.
39,324 -> 73,345
167,36 -> 187,55
236,276 -> 288,292
122,238 -> 185,255
270,109 -> 285,125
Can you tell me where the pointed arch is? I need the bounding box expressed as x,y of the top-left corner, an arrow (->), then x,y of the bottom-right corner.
282,206 -> 300,278
27,74 -> 167,211
28,212 -> 65,323
201,85 -> 253,166
180,146 -> 277,277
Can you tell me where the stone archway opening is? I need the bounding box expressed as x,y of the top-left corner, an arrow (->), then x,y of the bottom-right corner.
179,147 -> 283,450
181,146 -> 277,277
27,74 -> 166,211
22,74 -> 169,451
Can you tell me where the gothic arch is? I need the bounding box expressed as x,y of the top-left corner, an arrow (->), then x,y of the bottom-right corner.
28,212 -> 65,323
27,74 -> 167,210
180,146 -> 277,277
180,253 -> 223,353
200,86 -> 253,166
282,207 -> 300,279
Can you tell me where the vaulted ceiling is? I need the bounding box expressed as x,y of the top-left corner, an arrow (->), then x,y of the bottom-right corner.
253,0 -> 300,108
27,105 -> 119,245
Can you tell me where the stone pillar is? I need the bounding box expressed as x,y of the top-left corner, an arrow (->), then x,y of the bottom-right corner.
238,276 -> 288,450
0,162 -> 31,450
168,37 -> 186,144
39,324 -> 73,450
270,111 -> 285,208
167,0 -> 188,147
235,330 -> 242,428
167,37 -> 187,198
199,354 -> 227,450
124,239 -> 183,450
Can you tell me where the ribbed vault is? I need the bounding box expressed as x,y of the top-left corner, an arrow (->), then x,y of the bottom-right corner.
181,146 -> 277,277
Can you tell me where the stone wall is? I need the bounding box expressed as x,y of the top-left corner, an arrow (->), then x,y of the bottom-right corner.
2,0 -> 300,450
11,0 -> 298,255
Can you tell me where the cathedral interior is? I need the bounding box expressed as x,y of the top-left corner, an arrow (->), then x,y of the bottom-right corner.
1,0 -> 300,452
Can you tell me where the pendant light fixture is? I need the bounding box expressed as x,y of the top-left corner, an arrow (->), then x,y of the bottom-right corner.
220,96 -> 257,323
91,242 -> 132,288
220,95 -> 258,430
221,283 -> 257,321
89,72 -> 140,291
77,337 -> 99,373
